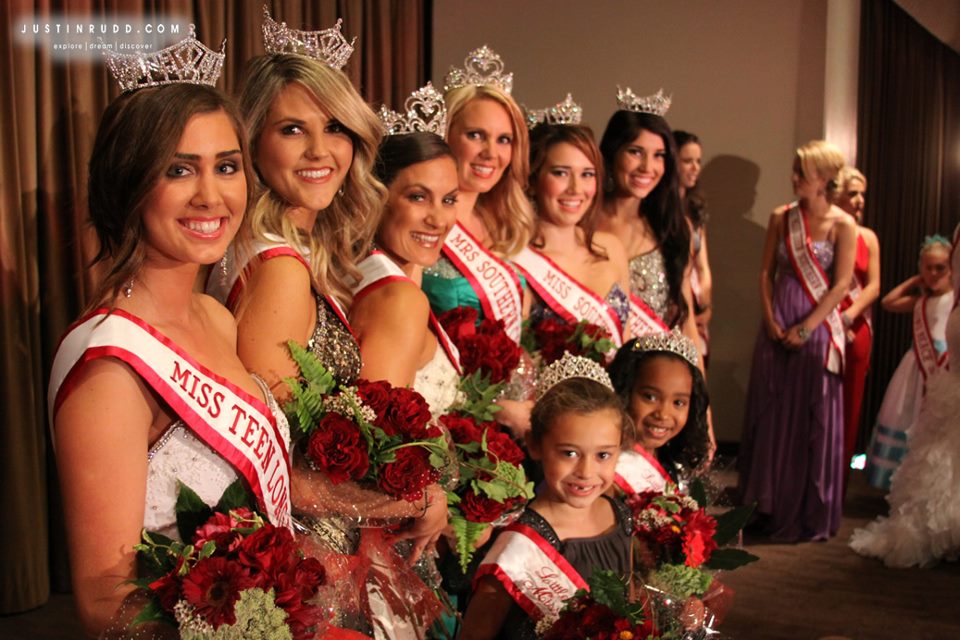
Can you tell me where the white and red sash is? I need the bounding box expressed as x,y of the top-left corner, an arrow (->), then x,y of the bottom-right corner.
513,247 -> 624,348
352,251 -> 462,375
628,293 -> 669,338
475,523 -> 587,620
912,296 -> 949,382
49,309 -> 292,530
207,235 -> 355,338
441,222 -> 523,344
613,446 -> 670,495
784,204 -> 845,374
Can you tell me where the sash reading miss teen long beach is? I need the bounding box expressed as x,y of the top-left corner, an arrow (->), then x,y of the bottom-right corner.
352,251 -> 462,375
475,523 -> 587,620
784,204 -> 845,374
513,247 -> 624,348
49,310 -> 292,530
442,222 -> 523,344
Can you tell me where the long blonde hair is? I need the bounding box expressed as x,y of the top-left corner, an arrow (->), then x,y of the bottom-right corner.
445,85 -> 534,257
239,54 -> 386,306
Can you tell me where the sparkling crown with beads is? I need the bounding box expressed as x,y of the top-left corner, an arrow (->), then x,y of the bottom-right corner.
632,328 -> 699,367
616,86 -> 672,117
524,93 -> 583,129
536,352 -> 614,401
261,6 -> 356,70
379,82 -> 447,136
101,25 -> 225,93
443,45 -> 513,95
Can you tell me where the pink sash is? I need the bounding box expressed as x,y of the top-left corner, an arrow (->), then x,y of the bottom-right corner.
475,522 -> 587,620
513,247 -> 624,347
441,222 -> 523,344
207,236 -> 355,338
912,296 -> 948,382
49,309 -> 292,529
352,251 -> 462,375
628,293 -> 669,337
784,204 -> 845,374
613,446 -> 670,495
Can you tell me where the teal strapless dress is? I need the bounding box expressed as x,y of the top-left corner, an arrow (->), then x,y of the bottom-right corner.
422,255 -> 526,320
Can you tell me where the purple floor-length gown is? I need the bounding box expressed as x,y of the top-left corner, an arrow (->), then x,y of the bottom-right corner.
739,240 -> 844,541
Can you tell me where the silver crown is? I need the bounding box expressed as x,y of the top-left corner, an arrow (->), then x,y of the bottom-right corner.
616,86 -> 672,117
536,352 -> 614,401
102,25 -> 224,93
632,328 -> 699,367
443,45 -> 513,95
524,93 -> 583,129
379,82 -> 447,136
262,7 -> 356,70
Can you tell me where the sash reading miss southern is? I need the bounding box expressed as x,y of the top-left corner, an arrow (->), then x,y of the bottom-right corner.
513,247 -> 624,347
441,221 -> 523,344
49,309 -> 292,529
784,204 -> 845,374
475,523 -> 587,620
353,251 -> 462,375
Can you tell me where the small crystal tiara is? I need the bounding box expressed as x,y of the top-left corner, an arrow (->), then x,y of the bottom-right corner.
262,6 -> 356,70
524,93 -> 583,129
616,86 -> 672,117
101,25 -> 225,93
536,352 -> 614,401
632,328 -> 699,367
379,82 -> 447,136
443,45 -> 513,95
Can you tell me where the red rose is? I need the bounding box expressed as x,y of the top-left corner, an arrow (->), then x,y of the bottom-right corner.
378,447 -> 439,502
305,413 -> 369,483
682,509 -> 718,567
269,570 -> 324,640
292,556 -> 327,600
147,556 -> 185,612
484,428 -> 525,466
180,555 -> 253,628
459,490 -> 508,523
355,379 -> 392,415
438,306 -> 479,343
459,328 -> 520,383
376,387 -> 432,438
237,524 -> 297,577
440,414 -> 483,445
193,509 -> 251,551
534,318 -> 576,364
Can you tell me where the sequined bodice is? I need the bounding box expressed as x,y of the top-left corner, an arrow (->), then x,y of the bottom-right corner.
145,375 -> 289,540
307,294 -> 361,384
628,249 -> 669,320
777,239 -> 835,276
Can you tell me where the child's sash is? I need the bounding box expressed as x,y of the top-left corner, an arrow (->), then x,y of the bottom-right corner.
784,204 -> 845,374
441,222 -> 523,344
352,251 -> 462,375
513,247 -> 623,347
475,522 -> 588,620
912,296 -> 948,382
208,235 -> 355,338
628,293 -> 669,337
613,446 -> 670,495
49,309 -> 292,530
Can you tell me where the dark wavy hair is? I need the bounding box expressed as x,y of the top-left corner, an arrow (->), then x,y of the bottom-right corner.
600,111 -> 690,324
608,339 -> 710,473
531,377 -> 634,446
528,123 -> 607,260
673,130 -> 707,229
374,132 -> 456,187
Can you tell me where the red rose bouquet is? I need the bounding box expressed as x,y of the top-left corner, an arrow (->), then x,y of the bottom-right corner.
522,317 -> 615,366
132,481 -> 327,639
438,307 -> 523,421
440,413 -> 534,571
284,341 -> 450,503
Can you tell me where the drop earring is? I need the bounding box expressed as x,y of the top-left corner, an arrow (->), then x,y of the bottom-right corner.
123,278 -> 134,298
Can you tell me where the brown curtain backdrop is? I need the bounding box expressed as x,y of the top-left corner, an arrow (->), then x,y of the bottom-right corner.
856,0 -> 960,453
1,0 -> 425,614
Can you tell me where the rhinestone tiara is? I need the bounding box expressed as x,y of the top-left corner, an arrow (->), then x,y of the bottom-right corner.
632,328 -> 699,367
536,352 -> 614,401
443,45 -> 513,95
379,82 -> 447,136
524,93 -> 583,129
101,25 -> 225,93
616,86 -> 672,117
262,6 -> 356,70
